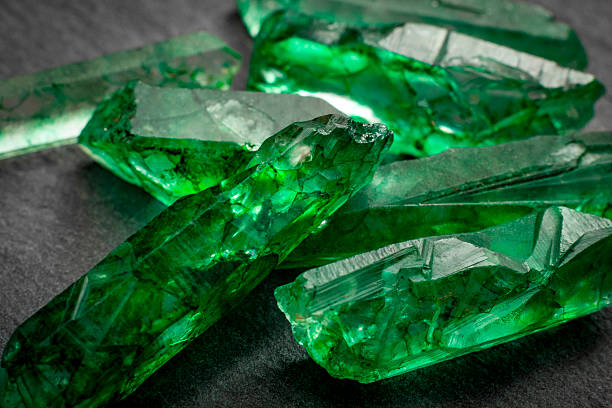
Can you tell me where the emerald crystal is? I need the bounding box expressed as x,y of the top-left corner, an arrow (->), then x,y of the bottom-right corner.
237,0 -> 587,68
276,207 -> 612,383
0,115 -> 392,407
0,31 -> 240,159
284,132 -> 612,268
79,82 -> 341,205
248,11 -> 604,156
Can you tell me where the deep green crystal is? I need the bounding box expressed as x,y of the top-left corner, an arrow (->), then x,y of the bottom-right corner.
78,82 -> 341,205
237,0 -> 587,68
0,115 -> 392,407
284,132 -> 612,268
276,207 -> 612,383
0,31 -> 240,159
248,11 -> 604,156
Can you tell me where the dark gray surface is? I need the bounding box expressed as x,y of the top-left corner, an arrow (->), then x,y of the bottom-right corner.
0,1 -> 611,407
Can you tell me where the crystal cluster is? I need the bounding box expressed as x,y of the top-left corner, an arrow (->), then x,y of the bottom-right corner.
0,31 -> 240,159
0,1 -> 610,406
248,11 -> 604,156
284,132 -> 612,268
237,0 -> 587,68
0,115 -> 392,407
276,207 -> 612,382
79,82 -> 340,205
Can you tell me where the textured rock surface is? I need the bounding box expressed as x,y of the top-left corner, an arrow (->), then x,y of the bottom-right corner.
237,0 -> 587,68
0,115 -> 392,407
284,132 -> 612,268
0,31 -> 240,160
277,207 -> 612,382
248,11 -> 604,156
79,82 -> 340,205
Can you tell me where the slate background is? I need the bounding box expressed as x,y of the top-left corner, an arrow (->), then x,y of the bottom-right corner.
0,1 -> 611,407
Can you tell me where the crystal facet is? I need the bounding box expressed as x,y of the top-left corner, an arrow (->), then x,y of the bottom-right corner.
237,0 -> 587,68
248,11 -> 604,156
0,115 -> 392,407
284,132 -> 612,268
79,82 -> 341,205
0,31 -> 240,159
276,207 -> 612,383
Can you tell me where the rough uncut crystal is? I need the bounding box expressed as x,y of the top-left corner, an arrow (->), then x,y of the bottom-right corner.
248,11 -> 604,156
237,0 -> 587,68
79,82 -> 341,205
276,207 -> 612,383
0,31 -> 240,159
284,132 -> 612,268
0,115 -> 392,407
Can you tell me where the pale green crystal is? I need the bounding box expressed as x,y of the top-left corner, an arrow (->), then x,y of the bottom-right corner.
0,31 -> 240,159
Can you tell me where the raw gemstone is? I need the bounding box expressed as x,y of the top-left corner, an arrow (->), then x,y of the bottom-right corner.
284,132 -> 612,268
276,207 -> 612,383
237,0 -> 587,68
0,115 -> 392,407
248,11 -> 604,156
79,82 -> 341,205
0,31 -> 240,160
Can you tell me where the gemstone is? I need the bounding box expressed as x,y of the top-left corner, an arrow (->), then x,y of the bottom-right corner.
248,11 -> 604,156
284,132 -> 612,268
79,82 -> 341,205
276,207 -> 612,383
0,31 -> 240,160
237,0 -> 587,68
0,114 -> 392,407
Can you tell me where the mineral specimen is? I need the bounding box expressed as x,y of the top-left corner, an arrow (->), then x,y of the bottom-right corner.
284,132 -> 612,268
276,207 -> 612,383
79,82 -> 341,205
0,114 -> 392,407
248,11 -> 604,156
0,31 -> 240,159
237,0 -> 587,68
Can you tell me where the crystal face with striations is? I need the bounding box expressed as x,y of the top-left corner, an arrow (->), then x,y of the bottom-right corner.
276,207 -> 612,383
248,11 -> 604,156
78,82 -> 341,205
284,132 -> 612,268
0,31 -> 240,159
237,0 -> 587,68
0,115 -> 392,407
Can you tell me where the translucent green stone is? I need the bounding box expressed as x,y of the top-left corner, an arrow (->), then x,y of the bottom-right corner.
79,82 -> 341,205
0,115 -> 392,407
237,0 -> 587,68
0,32 -> 240,159
284,132 -> 612,268
276,207 -> 612,383
248,11 -> 604,156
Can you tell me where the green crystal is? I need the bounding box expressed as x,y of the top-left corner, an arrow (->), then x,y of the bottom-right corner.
276,207 -> 612,383
248,11 -> 604,156
79,82 -> 341,205
284,132 -> 612,268
237,0 -> 587,68
0,115 -> 392,407
0,31 -> 240,159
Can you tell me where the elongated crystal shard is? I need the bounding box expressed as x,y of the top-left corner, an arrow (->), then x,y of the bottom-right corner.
0,115 -> 392,407
237,0 -> 587,68
284,132 -> 612,268
79,82 -> 341,205
276,207 -> 612,383
248,11 -> 604,156
0,32 -> 240,159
